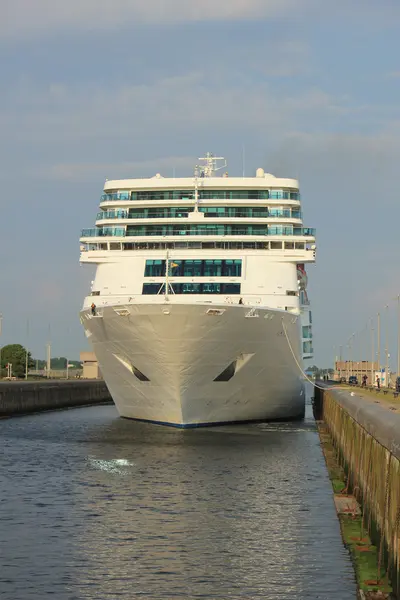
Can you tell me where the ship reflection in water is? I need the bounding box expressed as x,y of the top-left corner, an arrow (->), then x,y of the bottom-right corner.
0,395 -> 356,599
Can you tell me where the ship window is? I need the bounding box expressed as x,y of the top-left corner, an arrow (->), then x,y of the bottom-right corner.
295,242 -> 305,250
199,190 -> 269,200
204,260 -> 222,276
286,290 -> 298,296
142,283 -> 241,295
223,260 -> 242,277
142,283 -> 164,295
145,260 -> 166,277
120,241 -> 286,251
110,243 -> 121,250
214,361 -> 237,382
183,260 -> 202,277
144,259 -> 242,278
91,291 -> 100,296
303,341 -> 313,354
302,326 -> 312,339
224,283 -> 241,294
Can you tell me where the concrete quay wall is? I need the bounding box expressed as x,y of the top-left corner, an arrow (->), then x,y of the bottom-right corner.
314,385 -> 400,595
0,380 -> 112,417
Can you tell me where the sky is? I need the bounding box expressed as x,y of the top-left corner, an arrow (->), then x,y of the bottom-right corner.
1,0 -> 400,366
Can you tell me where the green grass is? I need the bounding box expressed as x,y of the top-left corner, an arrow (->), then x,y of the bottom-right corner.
340,515 -> 391,593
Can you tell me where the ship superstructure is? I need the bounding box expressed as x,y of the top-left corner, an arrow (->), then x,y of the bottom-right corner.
79,153 -> 316,426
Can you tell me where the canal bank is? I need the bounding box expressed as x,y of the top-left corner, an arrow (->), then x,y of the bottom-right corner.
0,380 -> 112,417
314,383 -> 400,599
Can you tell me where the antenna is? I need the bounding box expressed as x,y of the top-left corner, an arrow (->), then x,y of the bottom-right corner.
197,152 -> 227,178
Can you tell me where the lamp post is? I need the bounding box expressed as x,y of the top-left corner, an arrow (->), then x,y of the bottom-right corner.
397,295 -> 400,378
25,319 -> 29,380
385,304 -> 389,388
350,333 -> 355,378
377,312 -> 381,374
370,318 -> 374,385
0,313 -> 2,380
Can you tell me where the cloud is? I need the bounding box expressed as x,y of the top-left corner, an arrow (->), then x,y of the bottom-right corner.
3,0 -> 400,42
0,73 -> 346,150
2,0 -> 302,40
40,155 -> 197,182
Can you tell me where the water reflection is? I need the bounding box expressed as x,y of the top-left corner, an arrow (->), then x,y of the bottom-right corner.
0,398 -> 356,599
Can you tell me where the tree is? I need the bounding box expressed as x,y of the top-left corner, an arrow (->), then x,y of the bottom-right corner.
1,344 -> 34,378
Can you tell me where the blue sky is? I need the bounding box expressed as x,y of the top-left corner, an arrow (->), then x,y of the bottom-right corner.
1,0 -> 400,367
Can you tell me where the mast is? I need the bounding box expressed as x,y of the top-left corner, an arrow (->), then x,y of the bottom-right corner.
197,152 -> 227,178
164,250 -> 170,301
193,165 -> 199,212
194,152 -> 227,211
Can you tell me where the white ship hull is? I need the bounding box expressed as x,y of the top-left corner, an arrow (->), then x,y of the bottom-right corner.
81,302 -> 305,427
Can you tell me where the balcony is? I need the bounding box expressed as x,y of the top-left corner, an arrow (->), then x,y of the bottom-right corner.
81,226 -> 315,238
96,211 -> 129,220
100,190 -> 301,202
81,228 -> 126,237
96,208 -> 303,220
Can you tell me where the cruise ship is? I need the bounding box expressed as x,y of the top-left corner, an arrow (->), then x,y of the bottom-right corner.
79,153 -> 316,427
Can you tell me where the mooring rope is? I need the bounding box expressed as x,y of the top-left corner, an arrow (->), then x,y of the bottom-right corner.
281,318 -> 338,391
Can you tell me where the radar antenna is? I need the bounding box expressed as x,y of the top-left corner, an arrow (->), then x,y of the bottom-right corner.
195,152 -> 227,178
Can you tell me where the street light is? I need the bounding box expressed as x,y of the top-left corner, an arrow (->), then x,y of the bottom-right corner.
370,318 -> 375,385
385,304 -> 389,388
396,295 -> 400,377
377,312 -> 381,373
0,313 -> 2,380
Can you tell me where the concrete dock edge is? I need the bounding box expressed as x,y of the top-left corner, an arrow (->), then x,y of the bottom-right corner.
0,380 -> 113,417
314,383 -> 400,599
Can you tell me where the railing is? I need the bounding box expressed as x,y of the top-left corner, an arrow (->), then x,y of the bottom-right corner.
81,228 -> 126,237
81,226 -> 315,238
96,209 -> 303,220
80,240 -> 315,251
100,191 -> 301,202
96,211 -> 129,220
101,193 -> 130,202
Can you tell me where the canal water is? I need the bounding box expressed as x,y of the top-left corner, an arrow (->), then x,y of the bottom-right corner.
0,396 -> 357,599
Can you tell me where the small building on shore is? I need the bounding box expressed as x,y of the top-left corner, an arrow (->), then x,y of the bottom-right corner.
80,352 -> 101,379
335,360 -> 379,383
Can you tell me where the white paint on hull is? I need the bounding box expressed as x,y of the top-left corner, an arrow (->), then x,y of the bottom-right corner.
81,303 -> 305,426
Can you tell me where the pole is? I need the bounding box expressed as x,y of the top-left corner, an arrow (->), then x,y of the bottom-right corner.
0,313 -> 2,380
25,318 -> 29,380
165,250 -> 169,301
397,295 -> 400,377
371,318 -> 374,385
333,345 -> 335,378
46,342 -> 51,378
385,304 -> 389,387
377,312 -> 381,374
350,333 -> 354,378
